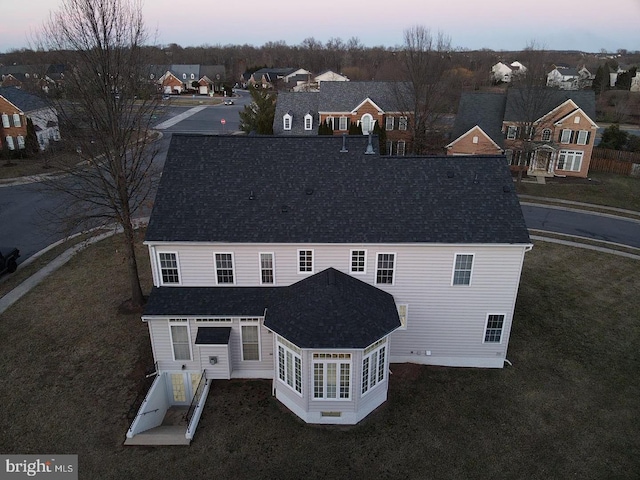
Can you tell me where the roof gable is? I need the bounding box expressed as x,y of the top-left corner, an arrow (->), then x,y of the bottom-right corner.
446,126 -> 502,151
351,97 -> 384,114
504,88 -> 596,123
450,92 -> 506,148
318,81 -> 411,113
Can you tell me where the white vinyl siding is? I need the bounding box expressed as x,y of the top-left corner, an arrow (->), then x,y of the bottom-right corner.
452,253 -> 474,286
557,150 -> 583,172
158,252 -> 180,285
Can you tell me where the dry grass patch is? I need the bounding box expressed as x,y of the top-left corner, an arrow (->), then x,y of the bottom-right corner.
0,240 -> 639,479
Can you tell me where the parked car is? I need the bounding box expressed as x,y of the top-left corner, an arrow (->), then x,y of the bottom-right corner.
0,247 -> 20,275
224,99 -> 234,105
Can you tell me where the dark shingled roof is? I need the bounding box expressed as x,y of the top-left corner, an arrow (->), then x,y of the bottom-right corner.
0,86 -> 50,113
504,88 -> 596,123
144,268 -> 400,349
451,93 -> 507,148
195,327 -> 232,345
273,91 -> 319,135
264,268 -> 400,349
318,81 -> 410,112
145,135 -> 530,245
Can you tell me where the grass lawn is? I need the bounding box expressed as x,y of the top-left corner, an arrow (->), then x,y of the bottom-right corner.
0,237 -> 639,479
516,172 -> 640,211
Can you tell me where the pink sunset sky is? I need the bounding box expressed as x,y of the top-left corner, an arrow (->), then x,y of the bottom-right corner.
1,0 -> 639,53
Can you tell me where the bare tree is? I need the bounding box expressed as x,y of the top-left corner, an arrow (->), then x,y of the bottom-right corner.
35,0 -> 161,310
397,26 -> 453,154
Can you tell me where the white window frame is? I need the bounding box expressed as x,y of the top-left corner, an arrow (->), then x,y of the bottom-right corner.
397,304 -> 408,330
182,73 -> 187,80
5,136 -> 15,150
557,150 -> 583,172
259,252 -> 275,285
398,116 -> 408,131
362,338 -> 387,396
541,128 -> 552,142
560,129 -> 572,144
483,314 -> 505,344
573,115 -> 580,124
240,318 -> 261,361
386,140 -> 393,155
12,113 -> 21,127
452,253 -> 474,286
349,249 -> 367,274
385,116 -> 394,130
375,252 -> 396,285
158,251 -> 180,285
1,114 -> 9,128
506,125 -> 518,140
297,249 -> 314,274
283,114 -> 292,131
16,135 -> 25,149
397,140 -> 406,156
214,252 -> 235,285
360,113 -> 374,135
313,353 -> 351,400
277,337 -> 302,395
338,116 -> 348,131
576,130 -> 588,145
169,319 -> 192,361
304,113 -> 313,131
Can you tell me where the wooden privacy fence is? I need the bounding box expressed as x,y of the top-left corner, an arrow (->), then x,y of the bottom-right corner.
590,147 -> 640,176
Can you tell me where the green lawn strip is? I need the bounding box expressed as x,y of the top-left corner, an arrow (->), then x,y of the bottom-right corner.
0,241 -> 638,479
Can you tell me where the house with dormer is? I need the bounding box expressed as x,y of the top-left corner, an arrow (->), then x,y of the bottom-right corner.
447,89 -> 597,178
125,134 -> 531,445
274,81 -> 413,155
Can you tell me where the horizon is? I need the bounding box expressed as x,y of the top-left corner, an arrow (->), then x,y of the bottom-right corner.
1,0 -> 639,54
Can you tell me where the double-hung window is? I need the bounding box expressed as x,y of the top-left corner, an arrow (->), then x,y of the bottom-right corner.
169,319 -> 191,361
277,337 -> 302,395
350,249 -> 366,274
298,249 -> 313,273
240,318 -> 260,361
313,353 -> 351,400
560,129 -> 572,144
214,253 -> 235,284
362,339 -> 387,395
484,314 -> 505,343
385,116 -> 394,130
397,140 -> 406,156
283,114 -> 292,131
158,252 -> 180,284
304,113 -> 313,130
506,126 -> 518,140
339,116 -> 348,131
376,253 -> 395,284
1,114 -> 9,128
576,130 -> 589,145
398,116 -> 408,131
452,254 -> 474,285
12,113 -> 21,127
259,252 -> 275,284
5,136 -> 15,150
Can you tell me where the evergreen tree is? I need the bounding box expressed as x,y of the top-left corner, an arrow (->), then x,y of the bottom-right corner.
24,118 -> 40,157
239,86 -> 275,134
592,65 -> 609,94
348,120 -> 362,135
599,124 -> 628,150
372,120 -> 387,154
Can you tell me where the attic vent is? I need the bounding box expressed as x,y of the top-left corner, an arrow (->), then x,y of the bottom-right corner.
249,190 -> 255,200
305,188 -> 314,195
473,173 -> 479,184
503,185 -> 511,193
447,171 -> 455,178
340,133 -> 348,153
281,205 -> 289,213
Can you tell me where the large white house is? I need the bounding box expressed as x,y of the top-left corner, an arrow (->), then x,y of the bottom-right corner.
126,135 -> 532,444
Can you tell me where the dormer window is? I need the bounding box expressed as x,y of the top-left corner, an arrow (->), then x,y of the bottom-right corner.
304,113 -> 313,131
361,113 -> 373,135
190,73 -> 195,79
283,113 -> 292,131
182,73 -> 187,80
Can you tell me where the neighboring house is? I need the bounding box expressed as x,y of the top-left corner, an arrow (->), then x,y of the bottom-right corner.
125,134 -> 531,444
491,61 -> 526,83
247,68 -> 298,89
447,89 -> 598,178
547,66 -> 593,90
293,70 -> 350,91
274,81 -> 413,155
157,70 -> 184,94
630,71 -> 640,92
0,64 -> 61,92
0,86 -> 60,152
152,65 -> 227,94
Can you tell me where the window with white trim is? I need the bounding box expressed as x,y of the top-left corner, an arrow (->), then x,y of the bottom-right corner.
1,114 -> 9,128
576,130 -> 589,145
169,319 -> 191,361
240,318 -> 261,361
386,140 -> 393,155
277,337 -> 302,395
313,353 -> 351,400
260,252 -> 275,284
560,129 -> 571,144
361,114 -> 373,135
484,314 -> 505,343
214,253 -> 235,284
541,128 -> 552,142
5,136 -> 15,150
557,150 -> 583,172
283,114 -> 292,131
472,136 -> 479,144
339,116 -> 348,131
397,140 -> 406,156
195,318 -> 232,323
573,116 -> 580,124
362,339 -> 387,395
182,73 -> 187,79
385,116 -> 394,130
12,114 -> 21,127
158,252 -> 180,284
506,125 -> 518,140
398,116 -> 408,131
375,253 -> 395,285
452,254 -> 473,285
350,249 -> 366,274
190,73 -> 195,79
304,113 -> 313,131
298,249 -> 313,273
17,135 -> 25,149
397,304 -> 408,329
